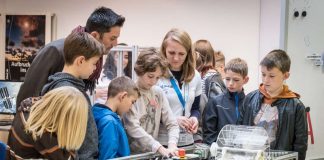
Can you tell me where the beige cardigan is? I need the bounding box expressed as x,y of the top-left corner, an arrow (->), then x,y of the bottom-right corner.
123,85 -> 179,153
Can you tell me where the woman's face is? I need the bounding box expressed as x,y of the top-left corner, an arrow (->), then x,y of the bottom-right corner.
114,51 -> 129,69
165,40 -> 187,71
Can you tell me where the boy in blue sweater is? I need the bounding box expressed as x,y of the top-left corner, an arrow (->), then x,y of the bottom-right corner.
92,76 -> 140,159
203,58 -> 249,145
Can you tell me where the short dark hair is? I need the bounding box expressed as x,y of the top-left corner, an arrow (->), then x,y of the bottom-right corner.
107,76 -> 140,98
86,7 -> 125,35
224,58 -> 248,77
260,49 -> 291,73
134,48 -> 168,77
64,32 -> 105,65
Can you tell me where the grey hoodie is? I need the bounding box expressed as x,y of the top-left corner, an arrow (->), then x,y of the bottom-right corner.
42,72 -> 99,160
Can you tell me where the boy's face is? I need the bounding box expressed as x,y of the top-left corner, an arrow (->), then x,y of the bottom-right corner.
225,70 -> 248,93
79,56 -> 100,79
261,66 -> 289,95
117,93 -> 138,115
137,67 -> 162,90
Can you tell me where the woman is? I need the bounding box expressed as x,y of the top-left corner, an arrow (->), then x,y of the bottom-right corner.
7,87 -> 88,160
157,28 -> 202,147
123,48 -> 179,157
95,43 -> 132,104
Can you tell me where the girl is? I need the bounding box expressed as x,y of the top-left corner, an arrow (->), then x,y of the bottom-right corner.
123,48 -> 179,157
8,86 -> 88,160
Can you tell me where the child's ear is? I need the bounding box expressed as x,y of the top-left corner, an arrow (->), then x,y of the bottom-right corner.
75,56 -> 86,65
90,31 -> 100,40
243,76 -> 249,84
283,72 -> 290,80
119,92 -> 128,101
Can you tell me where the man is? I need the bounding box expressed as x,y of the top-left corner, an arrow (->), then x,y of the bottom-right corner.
17,6 -> 125,106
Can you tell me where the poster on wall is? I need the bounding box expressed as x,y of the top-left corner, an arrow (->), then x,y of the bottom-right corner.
5,15 -> 46,81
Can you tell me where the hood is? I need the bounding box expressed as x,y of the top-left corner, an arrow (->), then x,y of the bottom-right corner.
41,72 -> 85,95
259,84 -> 299,104
92,103 -> 119,120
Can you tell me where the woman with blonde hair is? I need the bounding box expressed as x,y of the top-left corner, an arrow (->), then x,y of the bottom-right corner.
7,86 -> 88,160
157,28 -> 202,147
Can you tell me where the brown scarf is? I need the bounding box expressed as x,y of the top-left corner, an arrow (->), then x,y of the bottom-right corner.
259,84 -> 299,104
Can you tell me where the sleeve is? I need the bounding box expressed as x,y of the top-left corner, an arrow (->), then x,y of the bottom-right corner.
123,103 -> 162,153
34,134 -> 73,160
238,92 -> 251,125
17,46 -> 64,105
190,72 -> 202,118
293,100 -> 308,160
202,98 -> 218,145
98,119 -> 119,159
190,95 -> 201,119
160,90 -> 180,145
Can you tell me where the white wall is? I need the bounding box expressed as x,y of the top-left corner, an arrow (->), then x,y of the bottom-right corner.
0,0 -> 5,79
285,0 -> 324,158
1,0 -> 261,93
259,0 -> 282,63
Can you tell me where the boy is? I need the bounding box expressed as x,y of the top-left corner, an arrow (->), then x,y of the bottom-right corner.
92,76 -> 140,159
203,58 -> 249,145
41,31 -> 105,159
239,49 -> 307,160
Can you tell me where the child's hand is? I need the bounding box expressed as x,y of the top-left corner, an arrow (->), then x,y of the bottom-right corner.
177,116 -> 191,130
187,117 -> 198,134
167,143 -> 178,156
157,146 -> 172,157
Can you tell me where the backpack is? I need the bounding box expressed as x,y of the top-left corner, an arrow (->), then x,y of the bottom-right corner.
195,73 -> 226,142
205,73 -> 226,98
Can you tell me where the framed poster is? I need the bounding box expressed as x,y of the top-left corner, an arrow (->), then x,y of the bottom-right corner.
0,80 -> 23,114
4,14 -> 50,81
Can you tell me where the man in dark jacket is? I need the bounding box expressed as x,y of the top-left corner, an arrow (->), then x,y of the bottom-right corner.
16,6 -> 125,106
239,50 -> 308,160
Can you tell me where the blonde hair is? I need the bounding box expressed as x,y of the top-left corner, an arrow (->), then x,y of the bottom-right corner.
25,86 -> 88,151
160,28 -> 195,82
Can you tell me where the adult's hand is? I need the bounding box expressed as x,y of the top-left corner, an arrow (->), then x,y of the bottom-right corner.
177,116 -> 191,130
188,117 -> 198,134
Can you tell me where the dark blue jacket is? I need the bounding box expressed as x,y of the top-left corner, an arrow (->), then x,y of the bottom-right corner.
92,103 -> 130,159
202,89 -> 245,145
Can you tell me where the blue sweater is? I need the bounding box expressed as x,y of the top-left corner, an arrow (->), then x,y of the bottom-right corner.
92,103 -> 130,159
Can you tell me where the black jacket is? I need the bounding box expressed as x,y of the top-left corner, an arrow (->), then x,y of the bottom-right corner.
203,89 -> 245,145
41,72 -> 99,160
238,90 -> 308,160
16,39 -> 65,106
